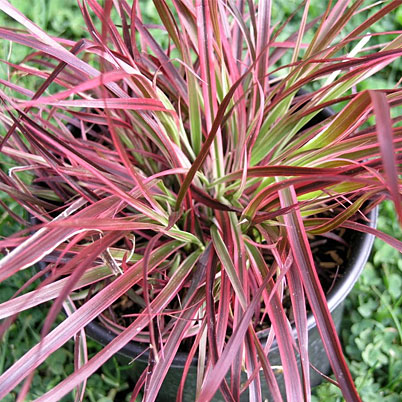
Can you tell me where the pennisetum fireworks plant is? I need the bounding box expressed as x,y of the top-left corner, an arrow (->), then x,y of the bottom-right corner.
0,0 -> 402,401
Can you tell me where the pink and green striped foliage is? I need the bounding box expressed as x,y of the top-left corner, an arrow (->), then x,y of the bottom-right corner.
0,0 -> 402,401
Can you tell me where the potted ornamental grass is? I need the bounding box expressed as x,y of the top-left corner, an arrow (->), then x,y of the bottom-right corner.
0,0 -> 402,400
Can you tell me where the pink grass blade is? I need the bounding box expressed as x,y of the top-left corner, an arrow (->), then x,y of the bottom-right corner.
290,0 -> 309,66
12,70 -> 130,103
243,329 -> 261,402
105,109 -> 165,217
250,330 -> 283,402
215,262 -> 231,354
300,91 -> 372,152
15,97 -> 171,111
0,0 -> 75,48
215,165 -> 348,184
204,247 -> 235,401
226,212 -> 249,400
246,242 -> 304,401
176,320 -> 207,402
196,283 -> 265,401
0,265 -> 113,319
255,0 -> 271,92
369,90 -> 402,225
146,245 -> 214,401
63,297 -> 88,402
196,0 -> 218,131
0,196 -> 163,282
0,181 -> 54,211
307,192 -> 375,235
153,0 -> 181,52
286,259 -> 310,401
225,1 -> 255,63
305,0 -> 362,59
180,27 -> 202,155
195,0 -> 225,183
305,218 -> 402,253
279,185 -> 361,402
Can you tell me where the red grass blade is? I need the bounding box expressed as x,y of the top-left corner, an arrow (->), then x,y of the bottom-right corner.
279,185 -> 361,402
255,0 -> 271,92
15,97 -> 172,111
0,265 -> 112,319
286,259 -> 310,401
369,90 -> 402,225
306,218 -> 402,253
246,242 -> 304,401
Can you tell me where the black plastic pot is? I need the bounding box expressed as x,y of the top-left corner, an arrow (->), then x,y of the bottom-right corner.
78,208 -> 376,401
